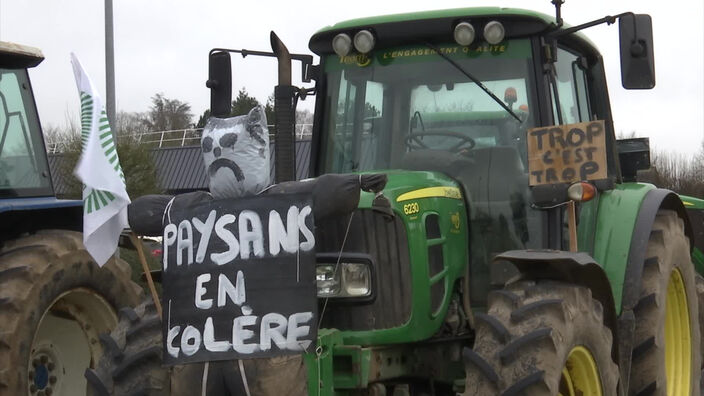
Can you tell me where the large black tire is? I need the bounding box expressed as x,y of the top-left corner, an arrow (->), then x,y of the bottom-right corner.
629,210 -> 701,395
0,230 -> 143,396
462,280 -> 619,395
696,274 -> 704,393
85,300 -> 203,395
86,299 -> 307,395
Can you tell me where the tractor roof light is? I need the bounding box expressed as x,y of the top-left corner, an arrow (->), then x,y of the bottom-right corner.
454,22 -> 476,46
483,21 -> 505,45
567,181 -> 596,202
353,30 -> 375,54
332,33 -> 352,57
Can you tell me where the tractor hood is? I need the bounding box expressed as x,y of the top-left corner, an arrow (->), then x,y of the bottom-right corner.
357,170 -> 464,212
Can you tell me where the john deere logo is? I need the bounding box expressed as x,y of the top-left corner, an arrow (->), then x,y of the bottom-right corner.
451,212 -> 461,230
338,53 -> 371,67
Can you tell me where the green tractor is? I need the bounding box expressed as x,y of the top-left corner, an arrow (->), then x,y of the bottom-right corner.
0,42 -> 142,395
89,4 -> 704,396
293,7 -> 703,395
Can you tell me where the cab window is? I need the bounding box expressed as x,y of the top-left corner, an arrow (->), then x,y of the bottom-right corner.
551,47 -> 592,124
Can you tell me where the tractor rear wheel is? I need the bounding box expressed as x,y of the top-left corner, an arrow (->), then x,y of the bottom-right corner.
0,230 -> 143,396
696,273 -> 704,391
629,210 -> 701,395
462,280 -> 618,395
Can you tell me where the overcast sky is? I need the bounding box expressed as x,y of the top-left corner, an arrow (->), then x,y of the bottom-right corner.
1,0 -> 702,155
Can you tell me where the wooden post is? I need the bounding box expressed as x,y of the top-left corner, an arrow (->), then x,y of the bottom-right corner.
129,231 -> 163,317
567,200 -> 578,252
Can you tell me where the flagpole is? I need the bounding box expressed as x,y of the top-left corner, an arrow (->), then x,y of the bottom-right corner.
129,232 -> 163,317
105,0 -> 116,132
105,0 -> 120,260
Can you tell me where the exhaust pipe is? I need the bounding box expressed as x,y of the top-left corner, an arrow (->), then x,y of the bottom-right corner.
270,31 -> 296,183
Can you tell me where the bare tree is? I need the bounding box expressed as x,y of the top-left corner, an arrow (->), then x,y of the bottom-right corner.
116,111 -> 150,137
42,110 -> 81,153
647,148 -> 704,198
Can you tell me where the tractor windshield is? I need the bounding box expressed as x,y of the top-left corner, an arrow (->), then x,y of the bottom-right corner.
319,39 -> 537,174
319,39 -> 547,290
0,68 -> 51,196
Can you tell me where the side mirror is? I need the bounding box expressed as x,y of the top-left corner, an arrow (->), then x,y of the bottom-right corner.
619,14 -> 655,89
617,137 -> 651,182
206,51 -> 232,117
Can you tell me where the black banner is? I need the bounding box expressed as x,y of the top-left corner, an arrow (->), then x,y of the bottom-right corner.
161,193 -> 317,365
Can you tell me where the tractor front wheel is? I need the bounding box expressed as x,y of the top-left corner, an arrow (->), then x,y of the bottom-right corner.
463,280 -> 618,395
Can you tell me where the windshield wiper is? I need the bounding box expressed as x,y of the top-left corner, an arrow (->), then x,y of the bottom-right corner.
424,42 -> 521,123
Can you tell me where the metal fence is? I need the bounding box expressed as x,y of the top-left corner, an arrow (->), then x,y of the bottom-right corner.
129,124 -> 313,148
45,124 -> 314,153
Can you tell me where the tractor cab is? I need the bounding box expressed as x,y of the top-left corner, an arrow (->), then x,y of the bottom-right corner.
0,42 -> 53,198
302,7 -> 655,307
313,34 -> 545,300
0,42 -> 82,240
307,9 -> 630,299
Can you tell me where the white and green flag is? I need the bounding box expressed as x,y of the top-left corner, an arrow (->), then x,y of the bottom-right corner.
70,53 -> 130,266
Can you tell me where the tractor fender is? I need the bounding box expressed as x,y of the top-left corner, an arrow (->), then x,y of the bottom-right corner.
493,250 -> 617,341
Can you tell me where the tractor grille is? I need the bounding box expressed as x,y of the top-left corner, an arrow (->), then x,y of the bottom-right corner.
316,209 -> 412,331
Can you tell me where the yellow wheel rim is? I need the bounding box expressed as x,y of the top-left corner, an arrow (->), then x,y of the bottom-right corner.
558,346 -> 603,396
665,268 -> 691,395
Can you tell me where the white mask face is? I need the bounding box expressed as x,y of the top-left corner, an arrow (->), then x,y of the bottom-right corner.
201,106 -> 270,199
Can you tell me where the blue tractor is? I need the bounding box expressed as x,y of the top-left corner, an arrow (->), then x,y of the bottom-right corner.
0,41 -> 142,395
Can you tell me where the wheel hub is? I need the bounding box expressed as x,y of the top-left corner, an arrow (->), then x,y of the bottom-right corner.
665,268 -> 691,396
28,343 -> 60,395
28,288 -> 119,396
558,346 -> 602,396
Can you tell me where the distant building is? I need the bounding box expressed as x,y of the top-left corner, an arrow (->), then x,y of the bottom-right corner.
48,140 -> 312,196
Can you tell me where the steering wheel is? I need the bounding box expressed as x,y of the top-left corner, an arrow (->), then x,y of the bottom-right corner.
405,130 -> 476,153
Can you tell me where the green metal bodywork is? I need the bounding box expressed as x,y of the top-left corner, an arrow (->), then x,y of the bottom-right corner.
578,185 -> 704,312
314,7 -> 551,33
306,171 -> 469,394
346,171 -> 467,345
693,247 -> 704,275
681,194 -> 704,274
312,7 -> 596,49
578,182 -> 655,313
681,195 -> 704,210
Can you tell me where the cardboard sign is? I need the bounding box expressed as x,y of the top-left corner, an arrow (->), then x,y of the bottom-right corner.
527,120 -> 607,186
161,193 -> 317,365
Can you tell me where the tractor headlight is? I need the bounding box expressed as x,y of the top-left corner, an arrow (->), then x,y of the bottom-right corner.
353,30 -> 375,54
316,265 -> 340,296
483,21 -> 505,44
454,22 -> 476,46
332,33 -> 352,57
316,262 -> 371,298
